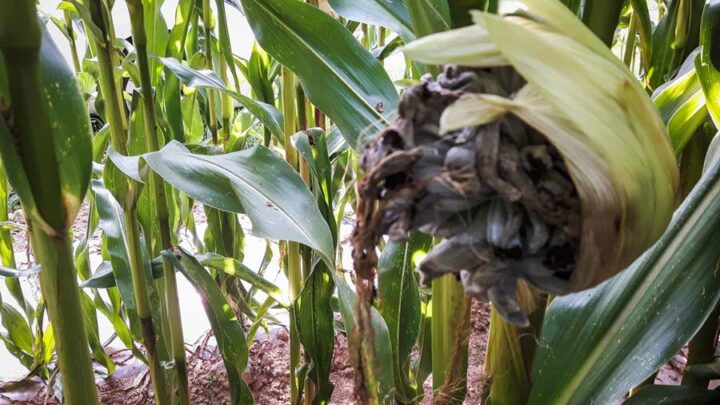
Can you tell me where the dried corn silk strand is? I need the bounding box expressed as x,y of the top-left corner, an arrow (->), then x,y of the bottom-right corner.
352,66 -> 581,326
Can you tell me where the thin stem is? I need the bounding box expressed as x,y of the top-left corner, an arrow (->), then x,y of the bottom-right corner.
64,11 -> 81,74
679,125 -> 714,198
124,210 -> 171,404
126,1 -> 189,403
623,12 -> 638,68
378,27 -> 386,67
88,0 -> 128,152
202,0 -> 218,144
683,302 -> 720,387
282,66 -> 303,404
104,1 -> 129,132
88,3 -> 170,402
582,0 -> 625,47
295,80 -> 315,405
220,56 -> 233,146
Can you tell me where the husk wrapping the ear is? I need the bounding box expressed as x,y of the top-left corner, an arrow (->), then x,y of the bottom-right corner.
353,0 -> 679,326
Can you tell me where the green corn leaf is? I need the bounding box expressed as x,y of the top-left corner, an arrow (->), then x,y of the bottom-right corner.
36,24 -> 93,222
652,50 -> 709,153
169,248 -> 254,405
238,0 -> 397,148
80,259 -> 164,289
141,141 -> 335,266
625,385 -> 720,404
291,129 -> 338,243
412,296 -> 432,395
0,163 -> 27,317
529,134 -> 720,404
181,91 -> 206,144
247,43 -> 274,105
0,302 -> 33,354
92,181 -> 139,315
628,0 -> 653,73
372,35 -> 404,61
79,261 -> 116,289
158,56 -> 284,140
295,262 -> 336,403
403,0 -> 451,37
696,0 -> 720,128
214,0 -> 240,90
647,0 -> 705,90
448,0 -> 490,28
0,265 -> 40,278
327,126 -> 349,160
79,290 -> 115,376
376,232 -> 432,402
143,0 -> 169,82
687,358 -> 720,379
62,0 -> 103,43
197,253 -> 289,307
0,23 -> 92,230
42,322 -> 55,367
162,0 -> 194,143
327,0 -> 416,42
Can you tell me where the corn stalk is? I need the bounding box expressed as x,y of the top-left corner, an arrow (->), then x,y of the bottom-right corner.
0,2 -> 97,403
282,65 -> 303,404
86,1 -> 170,402
125,1 -> 189,402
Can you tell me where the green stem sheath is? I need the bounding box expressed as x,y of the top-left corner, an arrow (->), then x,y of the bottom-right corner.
64,11 -> 81,74
88,2 -> 170,403
202,0 -> 218,144
431,275 -> 469,404
126,1 -> 189,403
124,210 -> 170,404
683,302 -> 720,387
282,66 -> 303,404
88,0 -> 127,152
623,12 -> 638,68
582,0 -> 625,47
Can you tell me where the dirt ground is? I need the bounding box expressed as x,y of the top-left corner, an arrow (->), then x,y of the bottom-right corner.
0,302 -> 491,404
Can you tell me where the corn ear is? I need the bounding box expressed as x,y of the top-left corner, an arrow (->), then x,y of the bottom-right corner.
402,1 -> 679,293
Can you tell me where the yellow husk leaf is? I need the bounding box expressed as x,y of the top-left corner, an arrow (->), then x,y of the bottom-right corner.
402,0 -> 680,292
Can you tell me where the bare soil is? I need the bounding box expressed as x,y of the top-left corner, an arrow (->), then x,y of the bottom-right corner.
0,301 -> 491,404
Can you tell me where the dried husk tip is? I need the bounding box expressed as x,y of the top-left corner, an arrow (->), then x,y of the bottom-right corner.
354,0 -> 679,326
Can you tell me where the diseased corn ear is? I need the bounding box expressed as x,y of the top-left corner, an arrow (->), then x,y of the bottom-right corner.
401,1 -> 679,293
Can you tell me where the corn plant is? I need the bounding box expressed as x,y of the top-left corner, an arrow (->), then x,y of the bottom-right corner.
1,0 -> 720,404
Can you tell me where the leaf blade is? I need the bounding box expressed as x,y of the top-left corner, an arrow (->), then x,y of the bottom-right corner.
239,0 -> 397,148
